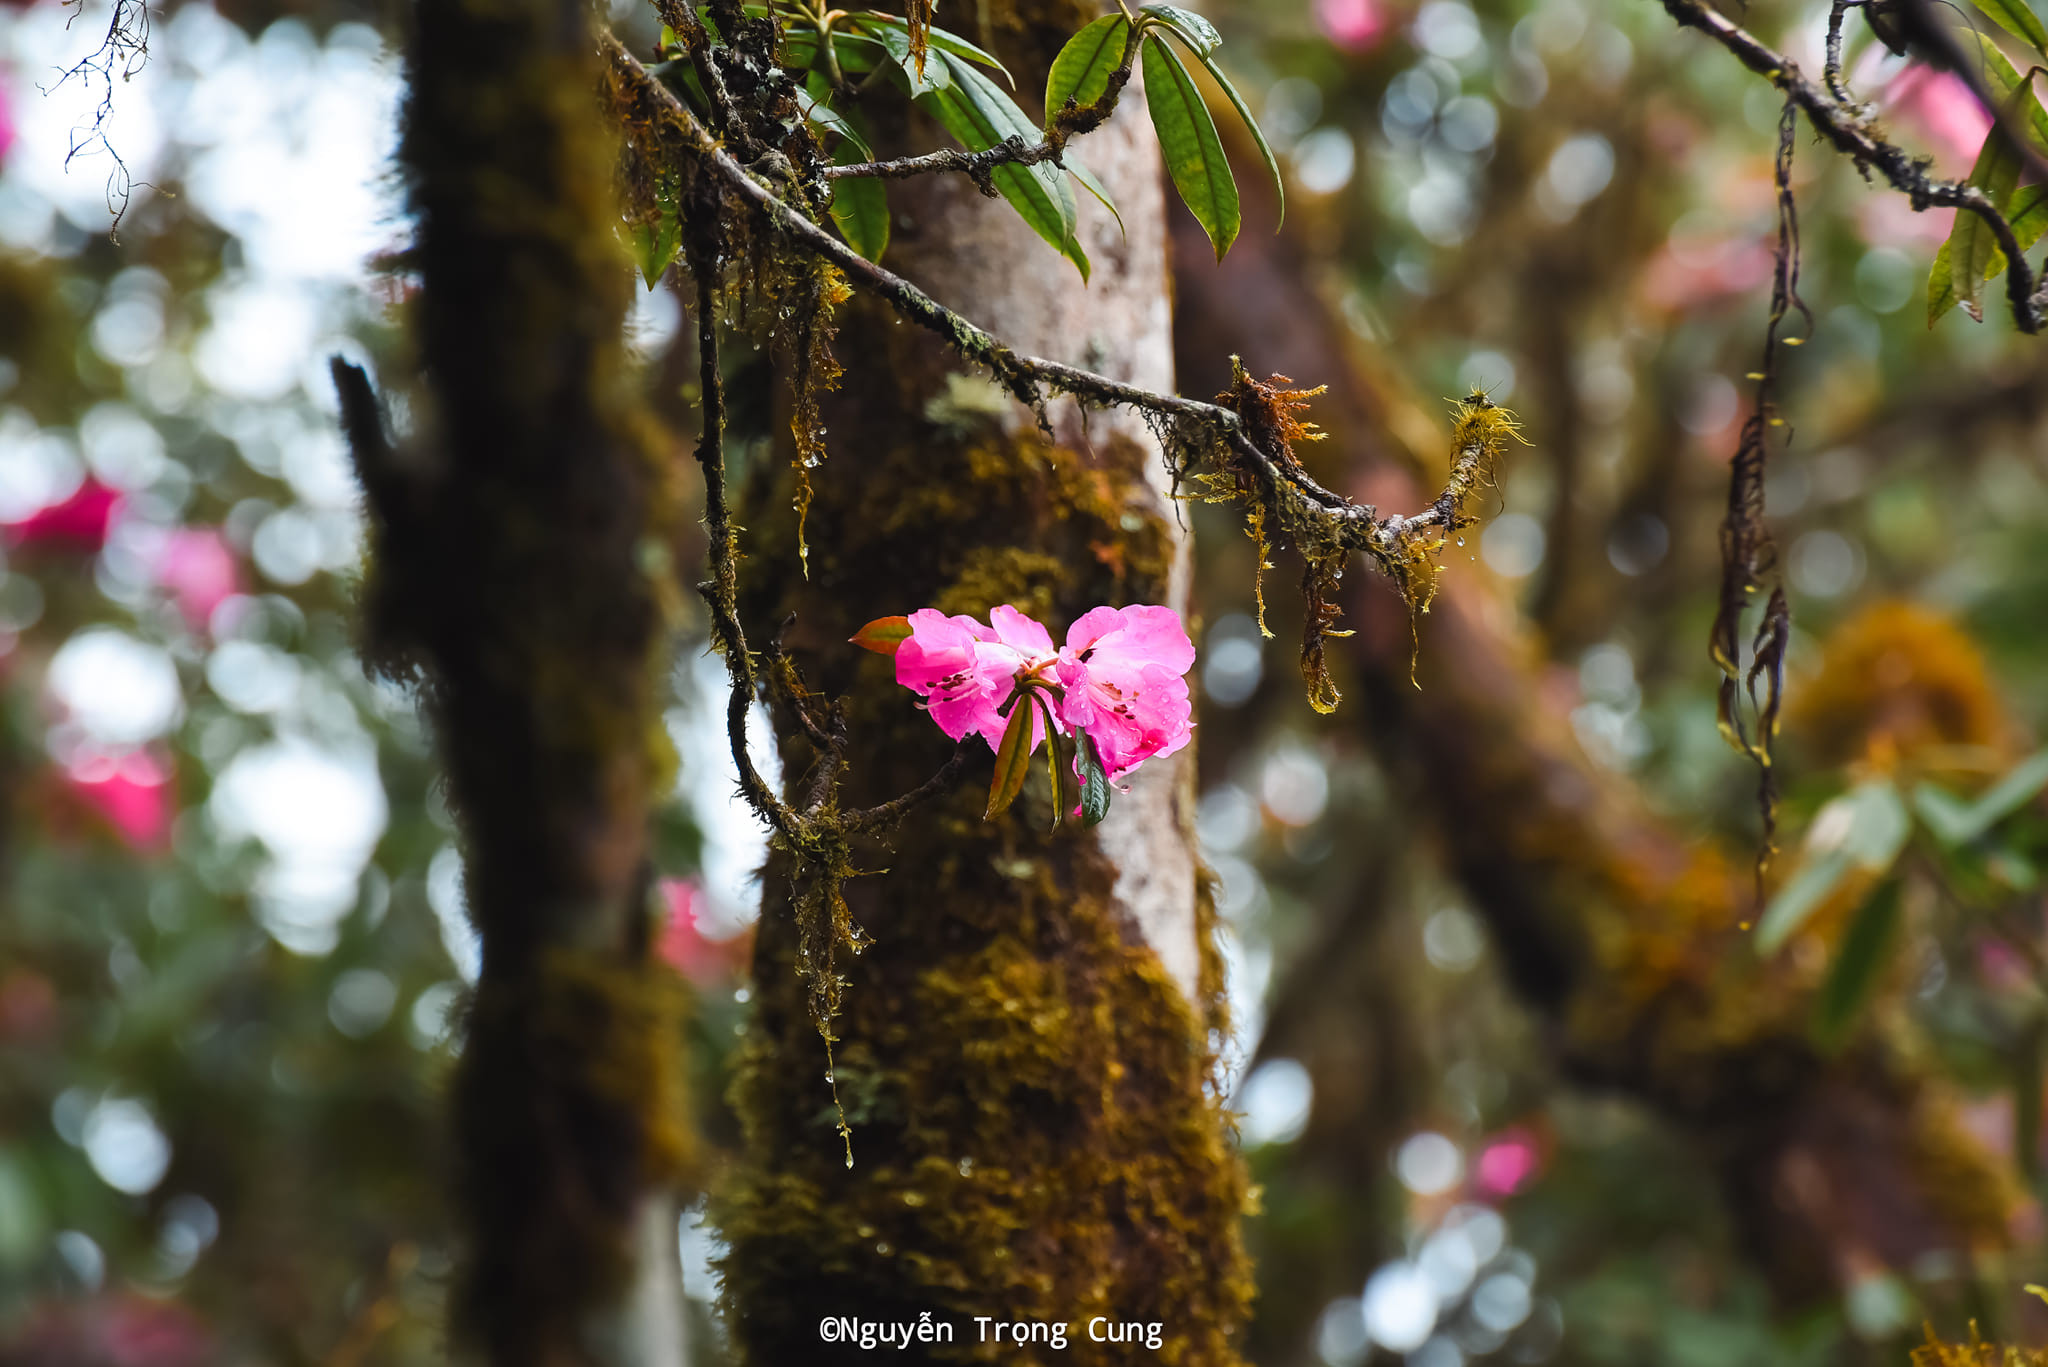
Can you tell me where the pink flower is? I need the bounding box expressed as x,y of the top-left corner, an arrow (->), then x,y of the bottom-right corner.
1054,605 -> 1195,780
1473,1127 -> 1543,1198
62,750 -> 173,851
1885,64 -> 1993,174
656,877 -> 745,984
4,479 -> 121,553
1317,0 -> 1385,49
152,528 -> 241,632
893,605 -> 1057,752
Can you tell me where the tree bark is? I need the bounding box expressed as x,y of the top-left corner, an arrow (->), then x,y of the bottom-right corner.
714,6 -> 1252,1361
339,0 -> 694,1357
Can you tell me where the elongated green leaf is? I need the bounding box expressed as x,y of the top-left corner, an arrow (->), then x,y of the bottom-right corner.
1077,732 -> 1112,826
1914,747 -> 2048,842
1755,850 -> 1852,954
1141,3 -> 1221,54
1045,14 -> 1132,123
849,12 -> 1015,88
1953,98 -> 2027,317
1066,156 -> 1125,238
865,20 -> 950,95
1930,184 -> 2048,325
1034,692 -> 1066,831
985,696 -> 1035,819
920,51 -> 1087,276
797,81 -> 874,159
1976,0 -> 2048,62
630,212 -> 680,290
1814,879 -> 1904,1050
1173,36 -> 1285,228
1143,35 -> 1239,260
830,164 -> 890,262
780,27 -> 886,75
1957,29 -> 2048,155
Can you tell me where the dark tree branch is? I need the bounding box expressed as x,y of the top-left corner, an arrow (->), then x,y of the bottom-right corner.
1660,0 -> 2043,333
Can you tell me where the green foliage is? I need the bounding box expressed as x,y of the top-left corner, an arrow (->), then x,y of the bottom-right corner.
1974,0 -> 2048,64
1143,33 -> 1240,260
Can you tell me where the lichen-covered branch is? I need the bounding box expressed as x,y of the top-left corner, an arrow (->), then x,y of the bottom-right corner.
604,34 -> 1515,690
1659,0 -> 2043,333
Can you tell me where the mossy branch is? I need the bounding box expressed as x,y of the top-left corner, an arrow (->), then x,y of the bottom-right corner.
603,33 -> 1507,583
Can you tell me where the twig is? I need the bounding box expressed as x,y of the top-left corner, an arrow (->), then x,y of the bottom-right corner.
692,271 -> 799,838
1660,0 -> 2042,333
602,33 -> 1499,554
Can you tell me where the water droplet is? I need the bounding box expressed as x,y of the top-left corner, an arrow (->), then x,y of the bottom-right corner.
1455,536 -> 1466,547
876,1241 -> 893,1255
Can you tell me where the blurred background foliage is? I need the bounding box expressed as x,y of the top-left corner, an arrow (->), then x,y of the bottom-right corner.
2,0 -> 2048,1362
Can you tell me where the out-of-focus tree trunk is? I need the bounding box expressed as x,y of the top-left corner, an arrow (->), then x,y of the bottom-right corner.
1171,181 -> 2016,1311
337,0 -> 693,1357
714,5 -> 1253,1362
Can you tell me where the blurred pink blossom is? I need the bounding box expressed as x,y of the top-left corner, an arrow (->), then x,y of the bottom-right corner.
4,479 -> 121,553
1317,0 -> 1386,49
657,877 -> 743,984
0,84 -> 13,168
1885,64 -> 1993,174
153,528 -> 241,631
1473,1127 -> 1543,1197
64,751 -> 174,851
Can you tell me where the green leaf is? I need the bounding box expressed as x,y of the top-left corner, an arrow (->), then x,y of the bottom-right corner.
1169,33 -> 1285,229
849,12 -> 1015,88
1142,34 -> 1240,260
1955,28 -> 2048,156
1755,849 -> 1853,954
797,81 -> 874,159
829,159 -> 890,262
1914,747 -> 2048,842
1976,0 -> 2048,63
866,20 -> 951,95
1045,14 -> 1132,123
1034,691 -> 1066,830
1756,781 -> 1909,953
985,696 -> 1036,819
1065,156 -> 1126,238
780,27 -> 886,75
1951,101 -> 2027,317
1813,880 -> 1905,1051
1077,731 -> 1112,826
919,51 -> 1087,276
629,174 -> 681,289
1140,3 -> 1221,54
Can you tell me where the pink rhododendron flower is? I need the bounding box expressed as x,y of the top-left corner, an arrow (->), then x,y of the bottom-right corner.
866,602 -> 1196,821
1054,604 -> 1195,779
893,605 -> 1057,752
153,527 -> 242,631
1473,1127 -> 1543,1197
63,751 -> 174,851
4,479 -> 120,553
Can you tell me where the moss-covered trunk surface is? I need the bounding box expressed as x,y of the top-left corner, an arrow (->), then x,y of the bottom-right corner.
342,0 -> 694,1358
714,7 -> 1253,1362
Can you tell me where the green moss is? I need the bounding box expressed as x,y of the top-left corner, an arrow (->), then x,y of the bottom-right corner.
718,336 -> 1249,1360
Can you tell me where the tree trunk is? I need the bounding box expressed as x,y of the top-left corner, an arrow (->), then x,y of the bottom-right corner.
714,6 -> 1253,1361
339,0 -> 694,1357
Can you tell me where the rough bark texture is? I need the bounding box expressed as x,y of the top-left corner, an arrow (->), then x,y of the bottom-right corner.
714,7 -> 1253,1362
342,0 -> 694,1358
1169,195 -> 2018,1308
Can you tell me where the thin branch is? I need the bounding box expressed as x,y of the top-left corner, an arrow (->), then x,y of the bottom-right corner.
1824,0 -> 1859,103
692,271 -> 800,838
603,33 -> 1495,554
843,744 -> 973,832
1660,0 -> 2042,333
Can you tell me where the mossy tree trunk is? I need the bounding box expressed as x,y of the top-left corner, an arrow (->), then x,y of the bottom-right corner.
338,0 -> 693,1358
714,5 -> 1253,1362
